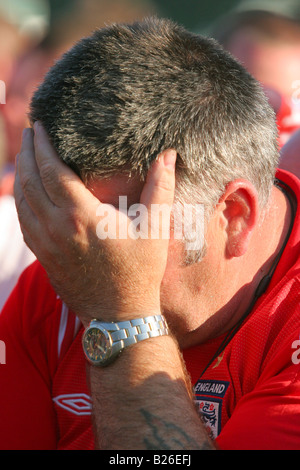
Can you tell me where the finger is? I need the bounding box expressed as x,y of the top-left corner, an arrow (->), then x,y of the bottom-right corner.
33,121 -> 91,208
140,149 -> 176,208
17,128 -> 55,218
139,149 -> 176,240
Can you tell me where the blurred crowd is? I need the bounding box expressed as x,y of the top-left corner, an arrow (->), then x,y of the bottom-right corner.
0,0 -> 300,310
0,0 -> 155,309
209,0 -> 300,148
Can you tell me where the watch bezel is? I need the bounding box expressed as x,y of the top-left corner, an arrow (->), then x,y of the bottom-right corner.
82,322 -> 114,366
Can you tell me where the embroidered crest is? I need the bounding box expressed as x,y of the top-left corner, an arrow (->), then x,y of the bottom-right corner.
193,380 -> 230,439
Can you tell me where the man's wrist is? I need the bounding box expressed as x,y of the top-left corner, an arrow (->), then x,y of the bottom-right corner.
80,299 -> 162,326
82,314 -> 169,367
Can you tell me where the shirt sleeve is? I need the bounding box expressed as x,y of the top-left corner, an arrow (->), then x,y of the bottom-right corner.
0,261 -> 59,449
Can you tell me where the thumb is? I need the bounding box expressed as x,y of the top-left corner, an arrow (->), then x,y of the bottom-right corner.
140,149 -> 176,209
139,149 -> 176,241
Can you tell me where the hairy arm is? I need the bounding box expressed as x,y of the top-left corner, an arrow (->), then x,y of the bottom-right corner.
89,336 -> 214,450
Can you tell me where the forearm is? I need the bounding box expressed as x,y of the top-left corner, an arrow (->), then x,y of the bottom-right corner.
88,334 -> 215,450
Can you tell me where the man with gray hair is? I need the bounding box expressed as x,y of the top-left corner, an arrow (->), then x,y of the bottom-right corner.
1,17 -> 300,450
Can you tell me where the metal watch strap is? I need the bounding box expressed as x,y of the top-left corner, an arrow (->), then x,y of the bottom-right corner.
96,314 -> 169,357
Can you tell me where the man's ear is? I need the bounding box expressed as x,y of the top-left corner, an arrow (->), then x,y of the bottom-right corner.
217,179 -> 259,258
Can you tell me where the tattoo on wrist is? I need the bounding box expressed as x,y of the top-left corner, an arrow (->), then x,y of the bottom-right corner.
140,408 -> 212,450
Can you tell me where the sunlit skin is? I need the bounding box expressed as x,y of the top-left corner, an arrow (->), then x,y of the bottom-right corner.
88,171 -> 292,350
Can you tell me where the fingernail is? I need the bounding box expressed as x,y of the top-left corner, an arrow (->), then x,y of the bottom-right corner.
163,150 -> 176,170
33,120 -> 40,130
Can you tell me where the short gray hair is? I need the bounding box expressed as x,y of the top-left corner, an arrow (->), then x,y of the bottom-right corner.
30,17 -> 279,261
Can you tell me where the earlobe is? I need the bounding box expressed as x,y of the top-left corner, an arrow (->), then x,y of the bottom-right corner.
218,180 -> 259,259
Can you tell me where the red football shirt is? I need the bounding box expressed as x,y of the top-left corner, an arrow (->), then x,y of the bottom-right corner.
183,169 -> 300,449
0,169 -> 300,450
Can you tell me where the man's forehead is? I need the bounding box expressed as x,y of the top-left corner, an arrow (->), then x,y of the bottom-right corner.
87,173 -> 144,207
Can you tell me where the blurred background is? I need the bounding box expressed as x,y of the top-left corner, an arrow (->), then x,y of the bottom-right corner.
1,0 -> 300,176
0,0 -> 300,309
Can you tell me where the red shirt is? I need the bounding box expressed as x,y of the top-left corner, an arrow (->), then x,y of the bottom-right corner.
0,169 -> 300,450
183,169 -> 300,449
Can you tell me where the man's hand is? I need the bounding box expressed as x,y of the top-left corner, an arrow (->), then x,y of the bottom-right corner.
14,122 -> 176,325
14,124 -> 216,451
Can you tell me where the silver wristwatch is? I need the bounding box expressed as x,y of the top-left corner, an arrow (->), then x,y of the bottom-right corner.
82,314 -> 169,366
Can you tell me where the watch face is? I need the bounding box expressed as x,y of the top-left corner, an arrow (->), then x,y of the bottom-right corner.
82,325 -> 112,365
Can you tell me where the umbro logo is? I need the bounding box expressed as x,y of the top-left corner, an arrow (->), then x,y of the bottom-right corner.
53,393 -> 92,416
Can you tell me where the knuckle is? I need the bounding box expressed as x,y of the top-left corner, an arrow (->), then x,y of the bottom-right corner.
46,207 -> 81,243
39,162 -> 57,185
46,222 -> 60,244
62,205 -> 81,230
19,173 -> 37,198
153,176 -> 174,194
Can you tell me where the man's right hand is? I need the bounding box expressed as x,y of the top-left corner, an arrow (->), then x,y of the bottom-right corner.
14,122 -> 176,326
